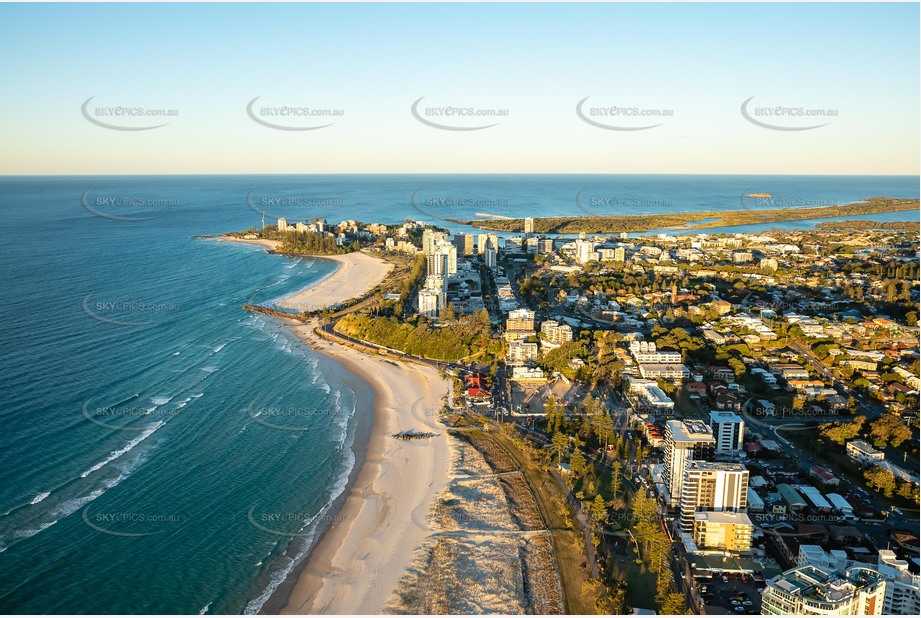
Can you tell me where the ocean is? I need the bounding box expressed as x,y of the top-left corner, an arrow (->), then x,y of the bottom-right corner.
0,174 -> 916,614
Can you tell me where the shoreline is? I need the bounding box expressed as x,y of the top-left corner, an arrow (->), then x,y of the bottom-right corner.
221,236 -> 449,614
217,235 -> 393,313
275,320 -> 450,614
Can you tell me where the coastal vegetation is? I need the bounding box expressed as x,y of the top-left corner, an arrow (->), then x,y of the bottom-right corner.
334,310 -> 503,362
463,197 -> 918,234
269,228 -> 358,255
816,220 -> 918,230
387,434 -> 563,614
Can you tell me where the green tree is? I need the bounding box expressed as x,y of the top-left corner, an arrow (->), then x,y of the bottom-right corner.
820,416 -> 866,445
552,431 -> 569,463
610,460 -> 622,498
864,466 -> 897,497
571,448 -> 588,476
660,592 -> 690,615
591,493 -> 607,526
545,395 -> 563,436
869,414 -> 912,448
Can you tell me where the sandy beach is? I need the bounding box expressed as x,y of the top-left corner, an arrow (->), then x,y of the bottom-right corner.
279,321 -> 451,614
218,236 -> 281,251
222,235 -> 449,614
275,252 -> 393,313
218,235 -> 393,313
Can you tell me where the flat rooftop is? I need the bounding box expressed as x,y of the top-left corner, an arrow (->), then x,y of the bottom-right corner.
709,410 -> 743,423
667,419 -> 716,443
687,461 -> 748,473
695,511 -> 754,526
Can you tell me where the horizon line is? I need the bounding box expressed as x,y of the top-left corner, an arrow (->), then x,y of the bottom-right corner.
2,172 -> 918,178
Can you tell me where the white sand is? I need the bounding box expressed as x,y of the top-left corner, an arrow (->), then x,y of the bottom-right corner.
222,233 -> 447,613
217,236 -> 280,250
277,252 -> 393,313
281,321 -> 451,615
219,236 -> 393,312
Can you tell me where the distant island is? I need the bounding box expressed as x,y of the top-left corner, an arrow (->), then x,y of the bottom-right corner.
460,197 -> 919,234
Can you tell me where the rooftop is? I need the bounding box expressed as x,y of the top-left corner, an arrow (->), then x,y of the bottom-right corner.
709,410 -> 743,423
687,461 -> 748,473
667,419 -> 716,443
695,511 -> 754,526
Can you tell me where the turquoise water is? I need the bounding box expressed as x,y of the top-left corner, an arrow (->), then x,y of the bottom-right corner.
0,174 -> 916,613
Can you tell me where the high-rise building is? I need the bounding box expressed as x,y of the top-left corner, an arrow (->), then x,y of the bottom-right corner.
614,247 -> 626,262
664,420 -> 716,507
418,287 -> 440,318
524,217 -> 534,237
679,461 -> 748,533
508,341 -> 539,364
506,308 -> 536,331
878,550 -> 921,615
477,233 -> 489,255
485,246 -> 497,269
454,233 -> 474,256
505,308 -> 537,342
790,548 -> 921,615
276,217 -> 288,232
709,411 -> 745,457
761,565 -> 888,615
427,243 -> 457,277
692,511 -> 753,552
540,320 -> 573,345
575,238 -> 597,264
422,229 -> 448,256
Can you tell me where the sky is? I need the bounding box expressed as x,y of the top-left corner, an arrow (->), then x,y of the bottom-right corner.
0,1 -> 918,175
